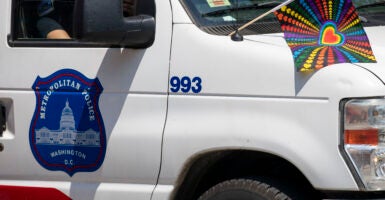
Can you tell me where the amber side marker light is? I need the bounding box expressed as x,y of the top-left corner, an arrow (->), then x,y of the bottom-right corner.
344,129 -> 378,145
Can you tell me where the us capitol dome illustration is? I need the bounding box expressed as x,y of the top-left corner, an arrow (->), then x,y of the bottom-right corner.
35,100 -> 100,147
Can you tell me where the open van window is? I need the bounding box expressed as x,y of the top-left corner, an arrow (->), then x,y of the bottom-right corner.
14,0 -> 75,40
13,0 -> 140,40
180,0 -> 385,36
9,0 -> 155,48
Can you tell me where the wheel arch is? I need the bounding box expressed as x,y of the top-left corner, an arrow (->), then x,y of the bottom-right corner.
171,149 -> 319,200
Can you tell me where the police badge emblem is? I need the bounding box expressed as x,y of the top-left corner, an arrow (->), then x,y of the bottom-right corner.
29,69 -> 106,176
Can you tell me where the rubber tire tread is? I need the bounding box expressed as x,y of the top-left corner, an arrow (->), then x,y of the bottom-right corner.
198,179 -> 291,200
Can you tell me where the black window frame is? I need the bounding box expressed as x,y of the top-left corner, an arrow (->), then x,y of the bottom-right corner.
8,0 -> 98,48
8,0 -> 157,48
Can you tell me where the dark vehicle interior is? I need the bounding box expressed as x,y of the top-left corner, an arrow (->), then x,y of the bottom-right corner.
15,0 -> 75,39
13,0 -> 156,40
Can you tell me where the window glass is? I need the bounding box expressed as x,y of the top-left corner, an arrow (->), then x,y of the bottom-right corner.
180,0 -> 385,35
15,0 -> 75,39
12,0 -> 141,41
353,0 -> 385,26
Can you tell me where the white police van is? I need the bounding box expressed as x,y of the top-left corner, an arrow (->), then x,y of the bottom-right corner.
0,0 -> 385,199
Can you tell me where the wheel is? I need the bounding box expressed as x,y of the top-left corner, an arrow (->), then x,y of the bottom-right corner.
197,179 -> 292,200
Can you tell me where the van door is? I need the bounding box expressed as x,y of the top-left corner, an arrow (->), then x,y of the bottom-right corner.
0,0 -> 172,199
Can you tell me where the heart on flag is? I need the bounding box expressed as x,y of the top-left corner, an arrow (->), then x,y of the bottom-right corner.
319,22 -> 345,46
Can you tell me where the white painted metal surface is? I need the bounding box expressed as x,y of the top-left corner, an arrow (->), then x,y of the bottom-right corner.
0,0 -> 385,199
160,23 -> 385,191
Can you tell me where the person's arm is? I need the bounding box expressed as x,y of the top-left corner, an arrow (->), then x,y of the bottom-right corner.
37,17 -> 70,39
46,29 -> 70,39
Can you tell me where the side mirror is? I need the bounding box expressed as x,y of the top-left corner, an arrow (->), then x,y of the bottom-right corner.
74,0 -> 156,48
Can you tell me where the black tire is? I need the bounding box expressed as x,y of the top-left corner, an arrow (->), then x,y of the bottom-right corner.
197,179 -> 291,200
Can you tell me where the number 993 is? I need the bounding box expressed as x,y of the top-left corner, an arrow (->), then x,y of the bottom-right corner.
170,76 -> 202,94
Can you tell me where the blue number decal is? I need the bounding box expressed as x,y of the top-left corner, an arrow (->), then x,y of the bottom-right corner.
170,76 -> 180,93
170,76 -> 202,93
191,77 -> 202,93
180,76 -> 191,93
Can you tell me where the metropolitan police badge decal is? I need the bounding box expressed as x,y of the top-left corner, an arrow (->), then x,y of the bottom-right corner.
30,69 -> 106,176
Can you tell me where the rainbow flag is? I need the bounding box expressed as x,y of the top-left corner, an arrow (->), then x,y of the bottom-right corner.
274,0 -> 376,72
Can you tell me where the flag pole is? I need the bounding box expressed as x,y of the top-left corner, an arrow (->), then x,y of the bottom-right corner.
228,0 -> 295,36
